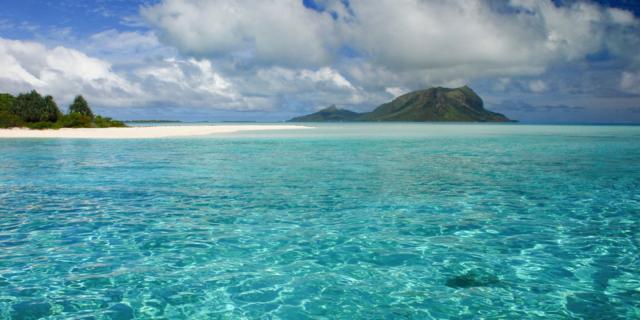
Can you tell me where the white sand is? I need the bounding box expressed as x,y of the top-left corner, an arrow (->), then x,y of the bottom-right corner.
0,125 -> 311,139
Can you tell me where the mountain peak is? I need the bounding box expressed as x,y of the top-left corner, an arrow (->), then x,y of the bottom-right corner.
289,104 -> 359,122
323,105 -> 339,112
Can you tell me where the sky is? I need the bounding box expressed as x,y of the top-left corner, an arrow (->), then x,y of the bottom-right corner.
0,0 -> 639,123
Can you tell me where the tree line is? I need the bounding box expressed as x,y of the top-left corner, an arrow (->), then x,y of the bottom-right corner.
0,90 -> 125,129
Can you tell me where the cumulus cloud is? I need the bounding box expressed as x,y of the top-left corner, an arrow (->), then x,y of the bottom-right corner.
141,0 -> 337,67
0,36 -> 367,112
130,61 -> 367,111
253,67 -> 355,93
0,37 -> 141,107
142,0 -> 640,82
220,65 -> 371,111
0,36 -> 244,109
133,58 -> 239,106
345,1 -> 533,72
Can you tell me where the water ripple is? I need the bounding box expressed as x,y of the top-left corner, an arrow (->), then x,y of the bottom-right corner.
1,124 -> 639,319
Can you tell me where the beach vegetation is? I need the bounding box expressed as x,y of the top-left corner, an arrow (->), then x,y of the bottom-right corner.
0,90 -> 126,129
0,93 -> 15,112
11,90 -> 61,123
94,115 -> 126,128
0,93 -> 23,128
69,95 -> 94,118
59,113 -> 94,128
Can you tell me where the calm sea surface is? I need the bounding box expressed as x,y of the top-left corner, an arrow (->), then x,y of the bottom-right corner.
1,124 -> 639,319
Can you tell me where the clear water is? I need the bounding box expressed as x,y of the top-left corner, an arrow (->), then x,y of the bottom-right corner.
1,124 -> 639,319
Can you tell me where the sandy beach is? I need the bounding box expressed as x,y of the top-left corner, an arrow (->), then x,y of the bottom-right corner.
0,125 -> 311,139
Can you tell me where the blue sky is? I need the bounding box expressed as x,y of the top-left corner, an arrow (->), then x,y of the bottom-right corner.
1,0 -> 639,122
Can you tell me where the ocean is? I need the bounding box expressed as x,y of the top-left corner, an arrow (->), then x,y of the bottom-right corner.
1,123 -> 639,319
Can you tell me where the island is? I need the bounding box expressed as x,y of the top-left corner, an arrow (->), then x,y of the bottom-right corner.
288,86 -> 513,122
0,90 -> 126,129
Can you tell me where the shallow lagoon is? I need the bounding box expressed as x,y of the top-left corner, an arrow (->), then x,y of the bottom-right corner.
1,124 -> 639,319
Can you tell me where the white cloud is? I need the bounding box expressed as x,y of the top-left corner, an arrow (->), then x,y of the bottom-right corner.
142,0 -> 640,84
83,29 -> 177,65
606,7 -> 637,25
344,0 -> 640,80
133,57 -> 245,109
89,29 -> 161,53
299,67 -> 354,90
346,1 -> 523,70
0,37 -> 141,107
0,36 -> 367,112
246,66 -> 366,108
141,0 -> 337,66
620,71 -> 640,94
0,37 -> 247,110
385,87 -> 407,98
529,80 -> 548,93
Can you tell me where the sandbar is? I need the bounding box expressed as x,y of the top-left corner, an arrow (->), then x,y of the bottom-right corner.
0,125 -> 311,139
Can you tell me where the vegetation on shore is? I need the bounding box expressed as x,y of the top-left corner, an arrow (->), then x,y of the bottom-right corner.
0,91 -> 126,129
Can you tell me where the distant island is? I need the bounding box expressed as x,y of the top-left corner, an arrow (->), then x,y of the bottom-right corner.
0,90 -> 125,129
288,86 -> 513,122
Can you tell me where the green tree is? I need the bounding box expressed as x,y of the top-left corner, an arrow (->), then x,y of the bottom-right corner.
44,95 -> 62,122
11,90 -> 60,122
0,93 -> 15,113
0,93 -> 23,128
68,95 -> 94,119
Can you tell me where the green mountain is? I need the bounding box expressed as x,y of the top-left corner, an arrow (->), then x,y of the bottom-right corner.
288,86 -> 513,122
288,105 -> 360,122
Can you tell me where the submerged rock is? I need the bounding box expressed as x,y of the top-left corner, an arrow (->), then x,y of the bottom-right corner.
106,303 -> 134,320
445,268 -> 500,288
11,301 -> 52,320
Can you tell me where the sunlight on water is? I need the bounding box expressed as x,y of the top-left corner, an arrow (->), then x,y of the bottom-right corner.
1,124 -> 639,319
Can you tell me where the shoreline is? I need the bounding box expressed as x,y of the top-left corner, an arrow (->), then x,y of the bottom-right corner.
0,125 -> 311,139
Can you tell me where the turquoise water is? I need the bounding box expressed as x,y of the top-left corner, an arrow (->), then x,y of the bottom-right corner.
1,124 -> 639,319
